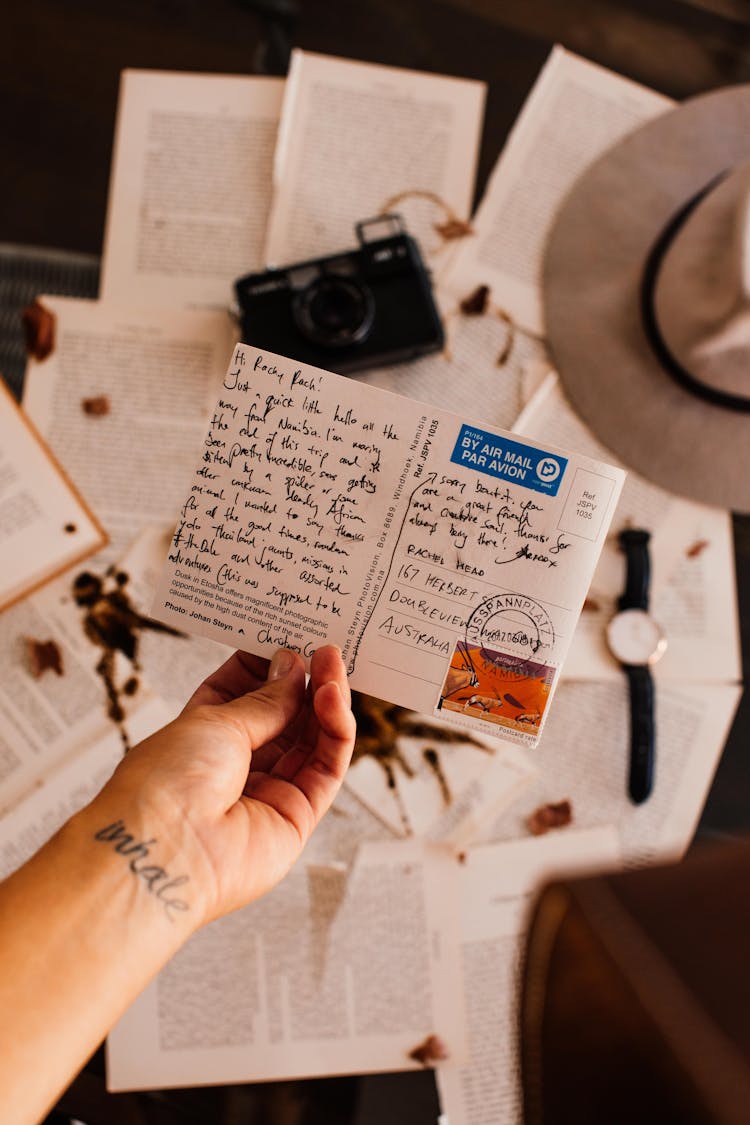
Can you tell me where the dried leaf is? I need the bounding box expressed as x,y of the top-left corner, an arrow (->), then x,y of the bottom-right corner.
435,217 -> 473,241
526,800 -> 573,837
82,395 -> 111,417
686,539 -> 709,559
25,638 -> 64,678
21,301 -> 56,361
408,1034 -> 450,1066
459,284 -> 490,315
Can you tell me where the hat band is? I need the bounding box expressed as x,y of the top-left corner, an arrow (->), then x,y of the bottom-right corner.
641,175 -> 750,414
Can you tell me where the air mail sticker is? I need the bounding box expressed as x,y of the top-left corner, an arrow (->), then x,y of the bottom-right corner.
450,424 -> 568,497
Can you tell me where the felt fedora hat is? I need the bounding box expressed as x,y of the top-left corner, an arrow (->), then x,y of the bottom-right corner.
543,85 -> 750,513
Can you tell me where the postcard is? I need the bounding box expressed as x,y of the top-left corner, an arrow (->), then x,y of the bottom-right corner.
151,345 -> 624,747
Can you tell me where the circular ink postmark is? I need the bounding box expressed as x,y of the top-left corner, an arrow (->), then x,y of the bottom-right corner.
465,592 -> 555,678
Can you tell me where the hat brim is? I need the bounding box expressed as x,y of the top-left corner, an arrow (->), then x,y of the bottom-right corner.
543,85 -> 750,513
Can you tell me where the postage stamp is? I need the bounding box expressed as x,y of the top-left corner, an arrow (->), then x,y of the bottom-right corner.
437,638 -> 557,737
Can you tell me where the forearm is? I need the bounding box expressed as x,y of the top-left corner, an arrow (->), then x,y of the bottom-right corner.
0,793 -> 201,1125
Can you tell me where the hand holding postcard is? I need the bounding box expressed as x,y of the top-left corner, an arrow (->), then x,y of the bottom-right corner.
151,345 -> 624,747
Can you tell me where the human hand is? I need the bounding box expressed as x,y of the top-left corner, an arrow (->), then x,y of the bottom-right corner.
88,646 -> 355,927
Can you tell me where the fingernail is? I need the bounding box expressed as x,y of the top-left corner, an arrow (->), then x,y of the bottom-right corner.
268,649 -> 295,681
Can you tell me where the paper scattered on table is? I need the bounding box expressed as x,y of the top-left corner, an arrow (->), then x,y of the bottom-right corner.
264,50 -> 485,271
0,695 -> 170,879
0,377 -> 106,611
152,343 -> 625,747
101,70 -> 284,308
108,839 -> 466,1090
22,298 -> 235,564
360,307 -> 548,435
435,827 -> 621,1125
446,45 -> 673,334
515,374 -> 742,683
0,574 -> 153,816
346,712 -> 535,844
474,679 -> 741,866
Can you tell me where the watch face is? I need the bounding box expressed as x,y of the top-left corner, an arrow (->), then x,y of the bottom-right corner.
606,609 -> 667,666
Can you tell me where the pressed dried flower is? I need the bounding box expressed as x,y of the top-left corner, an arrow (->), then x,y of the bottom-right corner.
25,638 -> 64,678
21,301 -> 56,361
526,799 -> 573,837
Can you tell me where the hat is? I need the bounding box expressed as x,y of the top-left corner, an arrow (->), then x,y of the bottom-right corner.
543,86 -> 750,513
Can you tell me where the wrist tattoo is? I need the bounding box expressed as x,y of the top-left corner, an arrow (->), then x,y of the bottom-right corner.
94,819 -> 190,922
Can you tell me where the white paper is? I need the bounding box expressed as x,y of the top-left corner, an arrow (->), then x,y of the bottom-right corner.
22,298 -> 235,564
474,679 -> 741,866
436,827 -> 621,1125
446,45 -> 672,334
108,840 -> 466,1090
101,70 -> 284,308
0,378 -> 105,609
0,575 -> 146,816
515,374 -> 742,682
346,721 -> 535,845
264,50 -> 485,270
0,696 -> 170,879
151,343 -> 625,748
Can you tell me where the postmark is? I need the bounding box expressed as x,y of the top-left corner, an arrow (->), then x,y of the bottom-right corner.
465,591 -> 555,673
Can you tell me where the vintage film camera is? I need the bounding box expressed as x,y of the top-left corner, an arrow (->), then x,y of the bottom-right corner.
234,215 -> 444,375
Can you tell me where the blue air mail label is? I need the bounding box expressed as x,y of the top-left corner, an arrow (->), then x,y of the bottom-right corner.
450,425 -> 568,497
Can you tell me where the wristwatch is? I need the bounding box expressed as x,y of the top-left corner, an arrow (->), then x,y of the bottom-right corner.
605,529 -> 667,805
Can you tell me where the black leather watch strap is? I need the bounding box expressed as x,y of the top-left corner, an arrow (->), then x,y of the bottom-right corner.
618,528 -> 651,612
624,663 -> 655,804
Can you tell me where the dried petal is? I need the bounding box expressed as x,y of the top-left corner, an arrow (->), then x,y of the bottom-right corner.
526,800 -> 573,837
25,638 -> 64,678
21,301 -> 56,361
408,1034 -> 450,1066
686,539 -> 709,559
459,284 -> 490,315
82,395 -> 111,417
435,218 -> 473,241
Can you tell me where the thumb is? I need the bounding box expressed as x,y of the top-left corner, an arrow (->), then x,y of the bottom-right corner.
216,649 -> 306,749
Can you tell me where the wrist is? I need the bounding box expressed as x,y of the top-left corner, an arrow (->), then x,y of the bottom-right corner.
66,786 -> 212,938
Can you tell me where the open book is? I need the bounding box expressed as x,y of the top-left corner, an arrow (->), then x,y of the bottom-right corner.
0,377 -> 106,611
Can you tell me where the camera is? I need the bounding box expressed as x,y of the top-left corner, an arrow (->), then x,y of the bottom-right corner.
234,216 -> 444,375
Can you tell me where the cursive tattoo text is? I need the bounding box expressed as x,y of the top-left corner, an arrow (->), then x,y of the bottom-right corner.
93,819 -> 190,922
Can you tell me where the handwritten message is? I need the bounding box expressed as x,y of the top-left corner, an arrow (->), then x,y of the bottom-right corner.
153,345 -> 624,745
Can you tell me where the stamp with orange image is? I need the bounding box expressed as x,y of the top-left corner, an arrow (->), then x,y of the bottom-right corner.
438,639 -> 556,738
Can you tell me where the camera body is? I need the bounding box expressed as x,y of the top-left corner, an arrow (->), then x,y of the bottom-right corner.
235,216 -> 444,375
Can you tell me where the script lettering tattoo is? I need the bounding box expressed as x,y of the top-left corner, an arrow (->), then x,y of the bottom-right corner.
93,819 -> 190,922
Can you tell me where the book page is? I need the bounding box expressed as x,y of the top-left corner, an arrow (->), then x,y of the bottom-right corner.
0,574 -> 165,816
22,298 -> 235,564
0,379 -> 106,610
515,374 -> 741,682
151,343 -> 625,748
446,46 -> 672,334
436,828 -> 621,1125
359,307 -> 548,435
474,680 -> 741,865
264,50 -> 485,269
101,70 -> 284,308
107,840 -> 466,1090
0,697 -> 170,879
346,725 -> 535,845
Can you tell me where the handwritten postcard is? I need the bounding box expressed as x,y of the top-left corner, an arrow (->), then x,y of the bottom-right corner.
151,346 -> 624,746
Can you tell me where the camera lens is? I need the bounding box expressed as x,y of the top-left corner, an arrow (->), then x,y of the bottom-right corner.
293,275 -> 375,348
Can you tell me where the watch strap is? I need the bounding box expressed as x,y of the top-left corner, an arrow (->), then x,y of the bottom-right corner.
618,528 -> 651,612
624,663 -> 655,804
